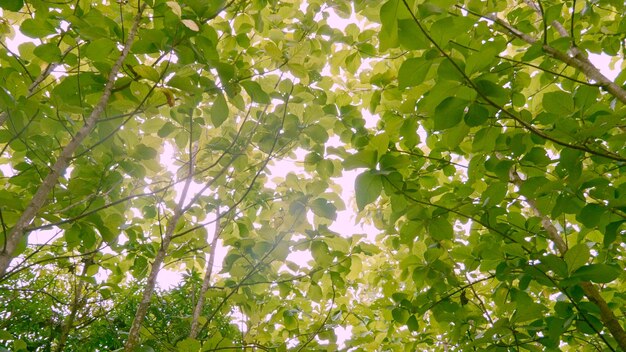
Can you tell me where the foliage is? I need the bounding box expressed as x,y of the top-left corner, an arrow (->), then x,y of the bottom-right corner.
0,268 -> 237,351
0,0 -> 625,351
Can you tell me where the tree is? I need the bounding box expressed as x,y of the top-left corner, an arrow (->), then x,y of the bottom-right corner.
0,0 -> 624,351
1,267 -> 239,351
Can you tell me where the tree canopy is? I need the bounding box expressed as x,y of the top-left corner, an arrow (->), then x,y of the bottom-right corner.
0,0 -> 625,351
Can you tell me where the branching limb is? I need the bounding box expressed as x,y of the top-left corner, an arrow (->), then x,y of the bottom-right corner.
0,3 -> 147,277
508,169 -> 626,350
460,6 -> 626,105
124,102 -> 197,352
296,283 -> 336,351
54,254 -> 95,352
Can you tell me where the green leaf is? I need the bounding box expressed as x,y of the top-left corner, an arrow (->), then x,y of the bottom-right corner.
0,0 -> 23,11
522,43 -> 544,61
513,302 -> 545,323
157,122 -> 176,137
564,244 -> 590,273
571,264 -> 622,283
398,19 -> 428,50
406,315 -> 420,331
20,18 -> 57,38
472,126 -> 500,152
481,182 -> 507,206
33,43 -> 62,63
540,254 -> 568,278
379,0 -> 399,51
308,283 -> 323,301
604,220 -> 625,247
0,330 -> 13,339
434,97 -> 467,130
368,133 -> 389,159
176,338 -> 201,351
474,79 -> 507,104
240,80 -> 270,104
0,86 -> 15,110
544,4 -> 563,22
465,46 -> 497,74
13,340 -> 27,351
558,148 -> 582,181
133,144 -> 158,160
303,124 -> 329,144
392,307 -> 409,323
428,217 -> 453,240
542,91 -> 575,115
311,241 -> 333,266
522,147 -> 552,166
310,198 -> 337,220
437,59 -> 465,82
576,204 -> 604,228
343,150 -> 377,170
398,58 -> 431,89
575,314 -> 604,335
355,171 -> 383,211
574,85 -> 599,111
133,65 -> 160,82
211,94 -> 229,127
464,102 -> 489,127
85,38 -> 117,61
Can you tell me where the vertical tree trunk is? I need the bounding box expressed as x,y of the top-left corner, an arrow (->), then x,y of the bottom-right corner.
189,212 -> 222,339
123,231 -> 175,351
124,118 -> 197,351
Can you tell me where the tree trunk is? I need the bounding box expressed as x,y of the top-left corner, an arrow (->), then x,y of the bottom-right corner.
124,120 -> 197,351
189,212 -> 222,338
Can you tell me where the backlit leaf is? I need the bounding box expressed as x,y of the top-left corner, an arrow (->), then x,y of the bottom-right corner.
355,171 -> 382,211
434,97 -> 467,130
398,58 -> 431,89
133,65 -> 160,82
564,244 -> 590,273
211,93 -> 229,127
33,43 -> 62,63
310,198 -> 337,220
182,19 -> 199,31
542,91 -> 575,115
240,80 -> 270,104
576,204 -> 604,228
428,217 -> 453,240
379,0 -> 399,51
572,264 -> 622,283
20,18 -> 57,38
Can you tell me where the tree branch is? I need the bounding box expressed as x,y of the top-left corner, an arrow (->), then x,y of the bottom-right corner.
460,6 -> 626,105
0,4 -> 147,277
508,169 -> 626,350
